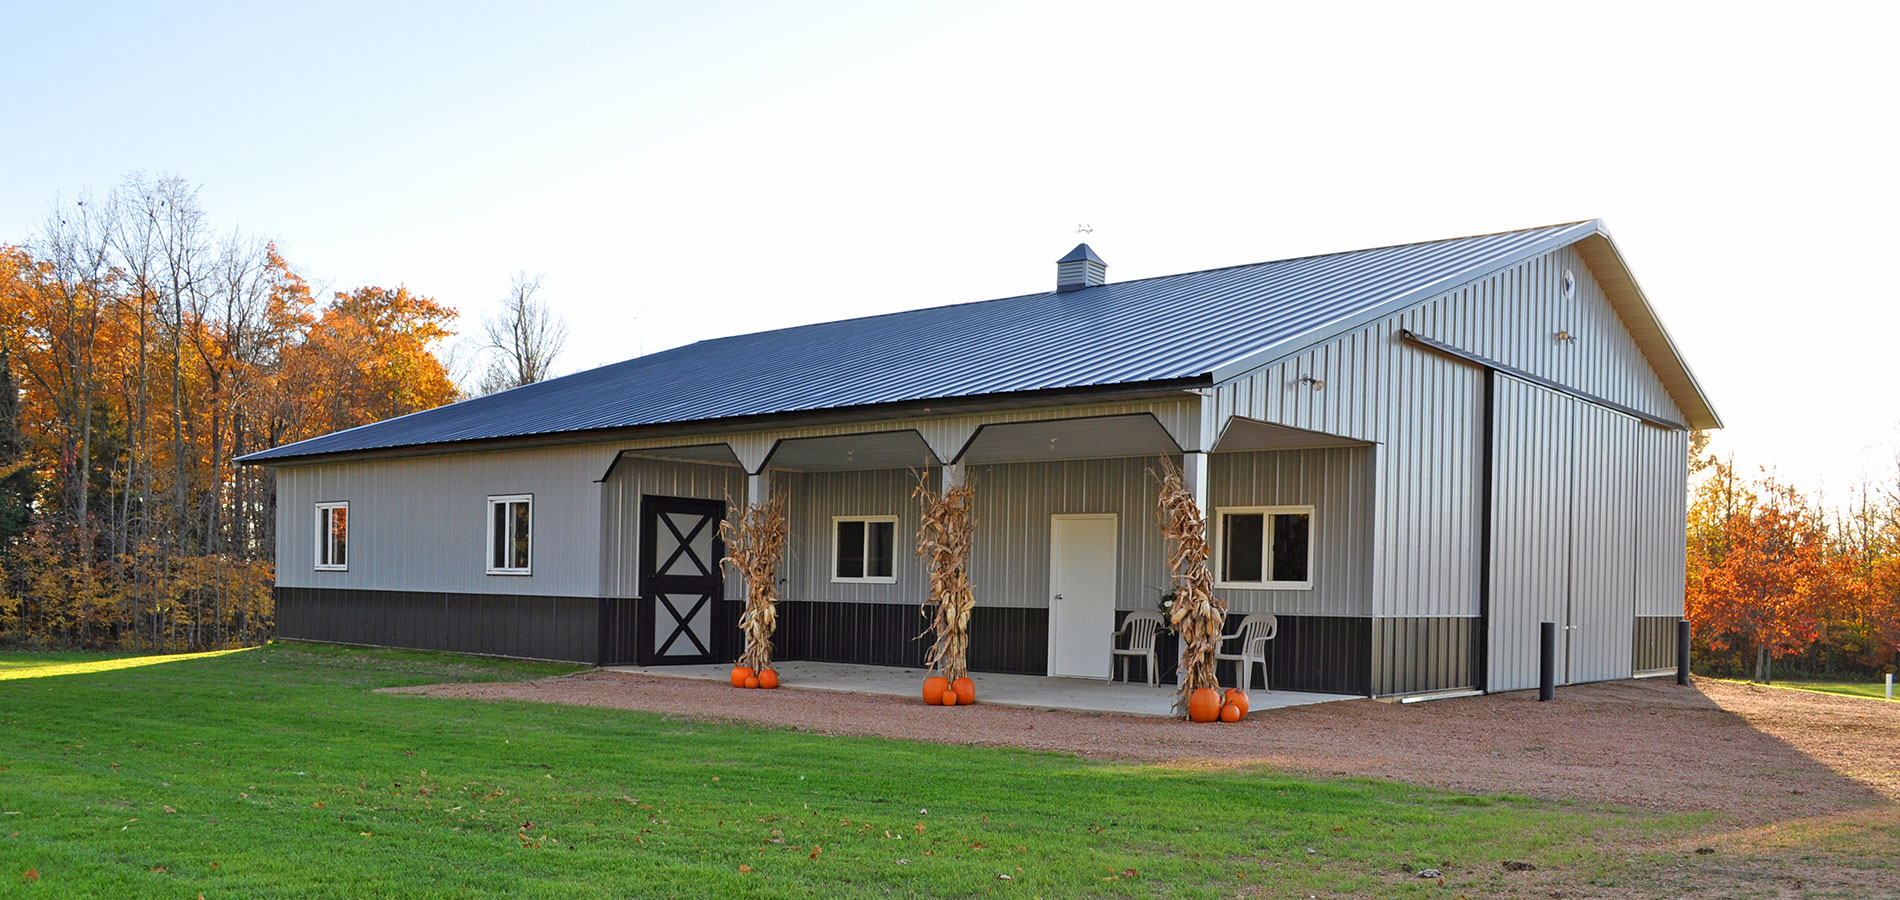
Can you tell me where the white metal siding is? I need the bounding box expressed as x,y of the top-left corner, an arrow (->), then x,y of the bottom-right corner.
1209,447 -> 1375,616
1488,377 -> 1574,692
1211,245 -> 1690,621
734,449 -> 1370,615
274,444 -> 617,597
1636,427 -> 1689,617
1568,403 -> 1638,683
780,469 -> 930,606
599,457 -> 748,600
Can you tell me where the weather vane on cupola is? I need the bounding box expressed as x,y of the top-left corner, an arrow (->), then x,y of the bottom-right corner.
1076,224 -> 1093,234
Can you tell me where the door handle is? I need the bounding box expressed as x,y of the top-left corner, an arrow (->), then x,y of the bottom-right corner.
1053,594 -> 1064,600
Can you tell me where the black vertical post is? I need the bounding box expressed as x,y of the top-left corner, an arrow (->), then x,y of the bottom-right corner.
1676,619 -> 1692,686
1538,621 -> 1556,701
1476,368 -> 1495,693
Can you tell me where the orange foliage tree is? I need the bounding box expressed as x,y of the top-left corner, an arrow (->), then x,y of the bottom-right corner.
0,174 -> 462,650
1685,457 -> 1860,682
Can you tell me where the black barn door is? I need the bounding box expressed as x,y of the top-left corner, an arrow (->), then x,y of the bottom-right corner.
638,496 -> 728,665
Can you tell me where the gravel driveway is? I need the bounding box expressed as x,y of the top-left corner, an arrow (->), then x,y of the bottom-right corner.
385,672 -> 1897,821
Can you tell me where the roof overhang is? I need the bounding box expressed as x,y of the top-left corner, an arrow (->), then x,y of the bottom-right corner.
1202,219 -> 1720,430
1570,230 -> 1721,429
954,413 -> 1182,465
1213,417 -> 1374,452
239,377 -> 1209,468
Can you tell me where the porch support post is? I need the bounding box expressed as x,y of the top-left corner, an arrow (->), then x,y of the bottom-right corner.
747,470 -> 771,507
1181,451 -> 1210,517
940,462 -> 965,494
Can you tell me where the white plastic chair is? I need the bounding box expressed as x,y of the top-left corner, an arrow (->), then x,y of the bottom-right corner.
1111,610 -> 1167,686
1215,612 -> 1278,692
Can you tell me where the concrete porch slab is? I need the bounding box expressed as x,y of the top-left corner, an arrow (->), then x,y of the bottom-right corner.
604,660 -> 1352,717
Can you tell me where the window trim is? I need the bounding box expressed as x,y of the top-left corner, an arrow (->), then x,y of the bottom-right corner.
830,515 -> 899,584
314,501 -> 349,572
486,493 -> 534,576
1211,504 -> 1315,590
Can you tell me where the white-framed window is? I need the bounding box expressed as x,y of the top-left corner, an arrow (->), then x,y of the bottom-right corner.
832,515 -> 897,583
1213,505 -> 1314,590
487,494 -> 533,575
314,501 -> 349,571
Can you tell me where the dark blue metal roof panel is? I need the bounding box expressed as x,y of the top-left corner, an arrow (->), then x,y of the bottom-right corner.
241,221 -> 1598,463
1057,243 -> 1105,264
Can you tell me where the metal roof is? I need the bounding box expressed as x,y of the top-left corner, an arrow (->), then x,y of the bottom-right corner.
1057,243 -> 1105,264
242,219 -> 1712,464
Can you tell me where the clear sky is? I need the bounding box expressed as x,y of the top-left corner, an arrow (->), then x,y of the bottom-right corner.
5,1 -> 1896,498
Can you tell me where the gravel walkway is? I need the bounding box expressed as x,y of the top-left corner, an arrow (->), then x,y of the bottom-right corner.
384,672 -> 1898,821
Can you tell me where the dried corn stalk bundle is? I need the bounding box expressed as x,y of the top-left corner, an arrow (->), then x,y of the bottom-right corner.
720,493 -> 787,673
1153,457 -> 1226,714
913,469 -> 977,682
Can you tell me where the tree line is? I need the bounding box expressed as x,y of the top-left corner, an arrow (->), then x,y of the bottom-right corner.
1686,431 -> 1900,680
0,173 -> 563,651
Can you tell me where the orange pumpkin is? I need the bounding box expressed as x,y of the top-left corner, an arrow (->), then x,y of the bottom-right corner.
952,676 -> 975,706
922,676 -> 949,705
1187,687 -> 1222,723
758,669 -> 779,689
1223,688 -> 1250,717
1219,703 -> 1242,723
744,675 -> 760,689
731,667 -> 756,688
941,689 -> 959,707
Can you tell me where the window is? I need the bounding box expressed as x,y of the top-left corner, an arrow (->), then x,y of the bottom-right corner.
487,495 -> 533,575
1214,506 -> 1313,589
832,516 -> 897,583
315,502 -> 348,571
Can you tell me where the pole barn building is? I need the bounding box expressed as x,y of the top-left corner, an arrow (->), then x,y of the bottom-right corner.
240,220 -> 1719,698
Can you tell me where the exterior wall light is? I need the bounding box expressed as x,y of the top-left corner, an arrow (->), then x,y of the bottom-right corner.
1299,375 -> 1325,390
1555,330 -> 1578,345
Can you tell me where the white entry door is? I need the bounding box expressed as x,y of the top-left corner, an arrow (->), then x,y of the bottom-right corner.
1049,514 -> 1118,679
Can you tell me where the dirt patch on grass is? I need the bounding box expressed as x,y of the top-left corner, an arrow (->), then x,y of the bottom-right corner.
386,672 -> 1896,821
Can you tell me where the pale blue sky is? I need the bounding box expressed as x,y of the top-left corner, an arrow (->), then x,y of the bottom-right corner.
5,1 -> 1896,496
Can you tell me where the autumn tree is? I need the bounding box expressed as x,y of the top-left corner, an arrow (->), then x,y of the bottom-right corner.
292,285 -> 459,433
1686,474 -> 1858,682
0,173 -> 466,651
0,349 -> 33,552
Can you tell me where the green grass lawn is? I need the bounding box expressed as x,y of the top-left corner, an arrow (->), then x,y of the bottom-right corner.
1709,676 -> 1897,702
0,651 -> 138,672
0,643 -> 1697,899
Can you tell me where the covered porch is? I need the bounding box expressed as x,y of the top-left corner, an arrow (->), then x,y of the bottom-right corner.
606,660 -> 1348,717
602,402 -> 1377,695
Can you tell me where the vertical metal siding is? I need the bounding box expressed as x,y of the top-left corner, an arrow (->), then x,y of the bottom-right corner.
1487,376 -> 1575,692
1568,403 -> 1638,683
1632,616 -> 1682,672
273,445 -> 616,597
966,456 -> 1166,610
1635,427 -> 1689,617
950,449 -> 1367,614
1371,617 -> 1481,696
1210,246 -> 1689,623
1208,447 -> 1374,616
780,468 -> 930,606
599,457 -> 747,599
274,586 -> 615,664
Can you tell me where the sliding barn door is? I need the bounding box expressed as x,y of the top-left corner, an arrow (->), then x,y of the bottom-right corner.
1489,376 -> 1643,691
1488,377 -> 1574,692
1567,404 -> 1638,683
